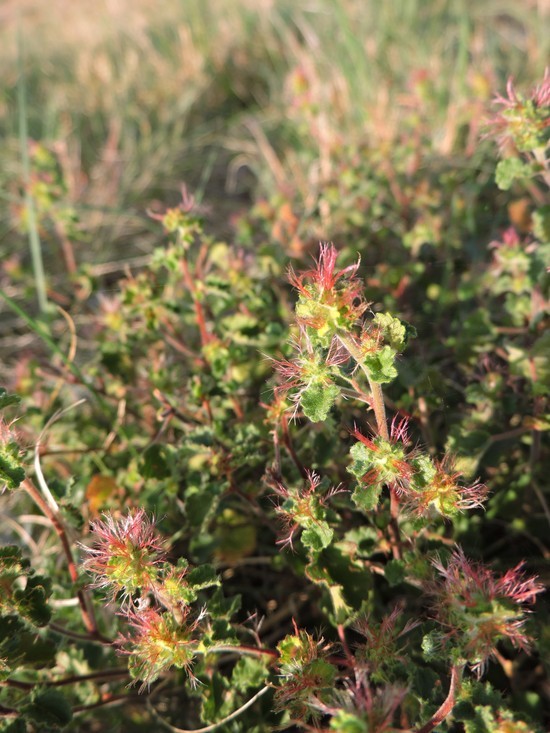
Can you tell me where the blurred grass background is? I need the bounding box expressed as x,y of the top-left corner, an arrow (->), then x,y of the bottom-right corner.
0,0 -> 548,302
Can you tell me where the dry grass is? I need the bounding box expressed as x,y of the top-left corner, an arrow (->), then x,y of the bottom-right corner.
0,0 -> 548,267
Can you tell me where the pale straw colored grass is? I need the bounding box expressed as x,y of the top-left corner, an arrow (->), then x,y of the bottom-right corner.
0,0 -> 548,263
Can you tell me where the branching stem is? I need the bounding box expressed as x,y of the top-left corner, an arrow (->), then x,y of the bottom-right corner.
337,333 -> 401,556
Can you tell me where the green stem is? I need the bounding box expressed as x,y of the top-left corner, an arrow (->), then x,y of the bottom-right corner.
17,23 -> 48,313
337,333 -> 389,439
337,332 -> 401,556
532,147 -> 550,189
368,380 -> 390,441
147,685 -> 270,733
202,644 -> 277,660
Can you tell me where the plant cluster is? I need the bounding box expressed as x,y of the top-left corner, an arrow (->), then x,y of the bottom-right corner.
0,72 -> 548,733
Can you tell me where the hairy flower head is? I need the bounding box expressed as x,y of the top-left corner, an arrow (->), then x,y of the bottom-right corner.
118,606 -> 200,691
404,455 -> 489,519
289,243 -> 368,343
272,330 -> 348,419
350,418 -> 415,495
273,471 -> 342,551
487,69 -> 550,152
81,509 -> 165,604
430,547 -> 543,675
275,628 -> 336,721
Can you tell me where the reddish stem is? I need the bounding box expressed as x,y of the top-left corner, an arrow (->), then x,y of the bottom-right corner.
231,396 -> 244,420
367,379 -> 389,441
48,622 -> 111,644
22,478 -> 108,642
202,396 -> 214,423
281,413 -> 308,479
0,704 -> 18,717
2,668 -> 128,690
337,624 -> 355,668
417,664 -> 463,733
181,256 -> 211,347
72,693 -> 145,714
209,644 -> 278,660
53,219 -> 77,276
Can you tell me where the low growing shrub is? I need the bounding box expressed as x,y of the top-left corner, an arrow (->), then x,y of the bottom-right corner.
0,72 -> 548,733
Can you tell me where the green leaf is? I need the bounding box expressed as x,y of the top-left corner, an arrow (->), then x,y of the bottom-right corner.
495,158 -> 532,190
213,509 -> 257,561
410,454 -> 436,489
413,666 -> 441,701
0,550 -> 52,627
301,522 -> 333,553
300,382 -> 340,422
507,333 -> 550,395
0,388 -> 21,410
330,711 -> 368,733
58,499 -> 85,532
385,559 -> 406,587
532,205 -> 550,242
347,441 -> 373,481
140,444 -> 172,479
0,545 -> 27,574
230,656 -> 269,693
185,482 -> 223,527
306,545 -> 373,623
463,705 -> 495,733
0,440 -> 25,491
0,614 -> 56,668
20,688 -> 72,729
277,634 -> 305,668
421,631 -> 443,662
187,564 -> 220,591
351,483 -> 383,512
0,719 -> 27,733
203,341 -> 231,380
13,574 -> 52,627
219,312 -> 259,340
208,618 -> 240,646
445,428 -> 490,478
343,527 -> 379,556
363,345 -> 398,384
207,587 -> 241,619
373,312 -> 408,351
304,657 -> 336,685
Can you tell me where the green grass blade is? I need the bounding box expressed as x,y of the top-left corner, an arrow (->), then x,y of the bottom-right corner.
0,287 -> 101,408
17,22 -> 48,314
0,288 -> 141,461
